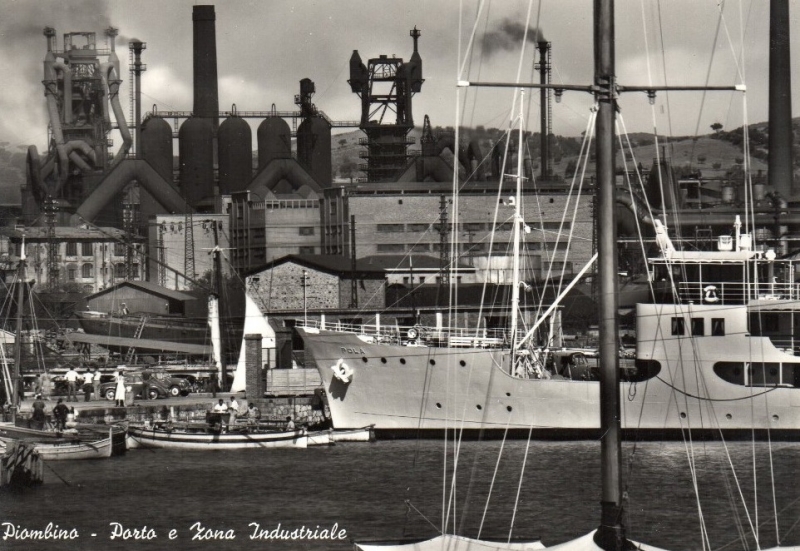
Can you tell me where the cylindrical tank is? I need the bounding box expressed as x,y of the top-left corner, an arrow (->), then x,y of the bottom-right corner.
297,117 -> 331,186
218,115 -> 252,194
178,117 -> 214,207
141,115 -> 175,219
257,117 -> 292,170
721,184 -> 734,204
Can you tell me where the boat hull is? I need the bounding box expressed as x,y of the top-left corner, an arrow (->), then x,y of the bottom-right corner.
76,312 -> 209,348
0,433 -> 118,460
300,328 -> 800,438
127,426 -> 307,450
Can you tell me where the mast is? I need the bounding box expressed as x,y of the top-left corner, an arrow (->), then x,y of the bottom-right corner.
211,221 -> 227,391
12,238 -> 26,421
594,0 -> 626,549
509,93 -> 525,357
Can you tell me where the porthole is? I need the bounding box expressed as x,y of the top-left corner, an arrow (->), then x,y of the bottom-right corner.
507,406 -> 513,412
436,403 -> 442,409
400,358 -> 406,365
476,404 -> 483,410
680,412 -> 687,419
430,359 -> 436,366
380,357 -> 387,364
459,360 -> 466,367
362,357 -> 368,363
506,392 -> 511,397
773,414 -> 780,421
725,414 -> 732,420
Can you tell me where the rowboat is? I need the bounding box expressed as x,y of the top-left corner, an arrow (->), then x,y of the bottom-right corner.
126,421 -> 307,450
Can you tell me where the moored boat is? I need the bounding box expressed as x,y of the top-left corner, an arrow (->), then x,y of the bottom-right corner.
0,426 -> 123,460
126,421 -> 307,450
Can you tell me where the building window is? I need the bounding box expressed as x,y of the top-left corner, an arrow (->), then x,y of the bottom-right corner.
299,246 -> 315,254
132,264 -> 139,278
496,222 -> 513,231
711,318 -> 725,336
462,222 -> 485,232
82,242 -> 93,256
407,224 -> 429,233
691,318 -> 705,336
377,224 -> 405,233
114,243 -> 125,256
115,264 -> 125,278
82,263 -> 93,278
671,317 -> 685,336
66,242 -> 77,256
299,227 -> 315,236
540,221 -> 572,230
68,268 -> 76,280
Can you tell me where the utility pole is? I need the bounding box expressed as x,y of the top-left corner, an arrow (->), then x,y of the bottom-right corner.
438,194 -> 450,294
350,215 -> 358,308
302,269 -> 309,325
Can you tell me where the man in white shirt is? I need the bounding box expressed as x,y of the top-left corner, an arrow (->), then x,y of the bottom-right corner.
65,366 -> 79,402
83,370 -> 94,402
93,369 -> 102,401
228,396 -> 240,428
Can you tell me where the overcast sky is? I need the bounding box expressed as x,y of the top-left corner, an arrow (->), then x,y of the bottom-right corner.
0,0 -> 798,150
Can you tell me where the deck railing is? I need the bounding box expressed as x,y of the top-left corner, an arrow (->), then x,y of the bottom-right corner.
677,281 -> 800,305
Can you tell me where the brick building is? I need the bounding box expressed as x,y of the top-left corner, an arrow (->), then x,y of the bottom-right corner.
245,255 -> 386,313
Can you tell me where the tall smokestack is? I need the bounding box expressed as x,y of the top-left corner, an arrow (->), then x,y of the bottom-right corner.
537,41 -> 550,180
193,5 -> 219,130
768,0 -> 793,197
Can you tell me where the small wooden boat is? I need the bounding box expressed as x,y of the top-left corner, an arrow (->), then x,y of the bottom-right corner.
0,427 -> 121,461
307,429 -> 333,446
126,421 -> 307,450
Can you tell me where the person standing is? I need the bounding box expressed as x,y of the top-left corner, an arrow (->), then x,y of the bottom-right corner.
208,372 -> 219,398
82,369 -> 94,402
29,394 -> 46,430
141,368 -> 152,401
65,366 -> 79,402
228,396 -> 240,428
93,369 -> 102,401
52,399 -> 69,431
114,371 -> 126,407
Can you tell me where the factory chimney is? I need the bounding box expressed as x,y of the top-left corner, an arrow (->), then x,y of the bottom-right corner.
768,0 -> 793,197
537,41 -> 551,180
193,5 -> 220,130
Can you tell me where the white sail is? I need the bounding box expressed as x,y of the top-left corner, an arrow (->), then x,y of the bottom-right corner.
356,534 -> 544,550
230,292 -> 276,392
208,294 -> 222,381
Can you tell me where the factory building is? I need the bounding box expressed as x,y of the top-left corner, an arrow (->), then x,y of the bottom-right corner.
0,226 -> 143,293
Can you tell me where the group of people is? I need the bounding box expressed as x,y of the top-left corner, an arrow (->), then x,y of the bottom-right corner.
28,394 -> 72,432
208,396 -> 277,432
63,365 -> 103,402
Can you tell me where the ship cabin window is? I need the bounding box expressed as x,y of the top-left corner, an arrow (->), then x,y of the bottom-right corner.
671,317 -> 685,336
714,361 -> 797,388
691,318 -> 705,336
711,318 -> 725,336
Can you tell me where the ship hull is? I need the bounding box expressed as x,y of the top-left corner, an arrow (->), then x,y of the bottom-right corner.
299,327 -> 800,439
76,312 -> 209,348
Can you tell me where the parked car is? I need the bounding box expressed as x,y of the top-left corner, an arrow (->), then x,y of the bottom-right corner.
100,373 -> 173,401
149,371 -> 192,397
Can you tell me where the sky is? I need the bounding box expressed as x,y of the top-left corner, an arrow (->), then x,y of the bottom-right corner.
0,0 -> 798,151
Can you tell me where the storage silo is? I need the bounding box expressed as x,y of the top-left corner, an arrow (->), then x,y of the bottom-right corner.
297,116 -> 331,186
218,112 -> 252,194
140,114 -> 175,219
257,116 -> 292,171
178,116 -> 214,206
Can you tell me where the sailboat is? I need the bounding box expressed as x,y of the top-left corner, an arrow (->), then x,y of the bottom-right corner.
0,238 -> 126,458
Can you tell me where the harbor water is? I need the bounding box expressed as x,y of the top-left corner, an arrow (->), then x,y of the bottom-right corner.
2,439 -> 800,550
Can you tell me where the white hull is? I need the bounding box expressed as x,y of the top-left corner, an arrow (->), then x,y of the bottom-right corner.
300,320 -> 800,436
127,426 -> 307,449
330,426 -> 375,442
0,434 -> 115,460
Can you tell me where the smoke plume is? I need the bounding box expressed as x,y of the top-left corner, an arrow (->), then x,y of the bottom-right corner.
481,19 -> 546,56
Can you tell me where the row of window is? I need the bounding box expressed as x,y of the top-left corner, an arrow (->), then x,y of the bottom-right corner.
671,317 -> 726,337
375,222 -> 573,234
714,361 -> 799,388
40,263 -> 140,280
